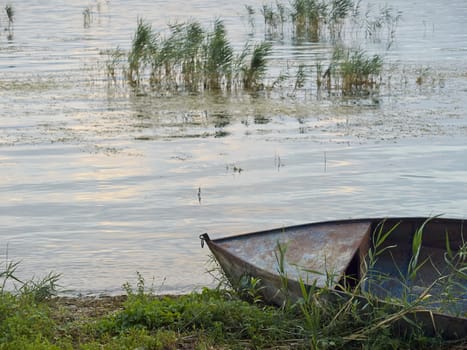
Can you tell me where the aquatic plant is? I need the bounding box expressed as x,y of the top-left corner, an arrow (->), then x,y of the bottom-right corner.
260,2 -> 287,37
100,5 -> 404,103
104,47 -> 126,85
329,48 -> 383,95
291,0 -> 329,41
4,3 -> 14,38
250,0 -> 401,49
294,63 -> 307,91
127,19 -> 157,87
204,19 -> 234,90
245,4 -> 256,30
83,7 -> 92,28
328,0 -> 353,39
5,4 -> 14,27
242,42 -> 272,89
120,18 -> 272,93
261,4 -> 276,31
364,4 -> 402,46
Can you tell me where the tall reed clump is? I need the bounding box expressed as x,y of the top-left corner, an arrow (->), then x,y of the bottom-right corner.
123,18 -> 272,93
242,42 -> 272,89
291,0 -> 328,41
257,0 -> 400,45
204,19 -> 234,90
287,0 -> 353,41
260,2 -> 287,37
127,19 -> 157,87
326,48 -> 382,96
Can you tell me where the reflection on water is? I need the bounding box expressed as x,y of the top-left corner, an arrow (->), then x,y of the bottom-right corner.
0,0 -> 466,295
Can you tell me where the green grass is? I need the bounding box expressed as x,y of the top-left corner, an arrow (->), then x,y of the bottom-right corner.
0,216 -> 467,350
2,217 -> 465,349
0,257 -> 465,349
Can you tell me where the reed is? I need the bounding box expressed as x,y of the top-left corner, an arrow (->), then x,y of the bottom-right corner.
104,48 -> 125,85
242,42 -> 272,90
5,4 -> 14,27
364,4 -> 402,46
103,6 -> 402,102
252,0 -> 401,47
127,19 -> 156,87
291,0 -> 328,41
245,4 -> 255,30
204,19 -> 234,90
328,0 -> 353,39
332,48 -> 383,95
83,7 -> 92,28
5,3 -> 14,38
260,2 -> 287,37
294,63 -> 307,91
120,19 -> 272,93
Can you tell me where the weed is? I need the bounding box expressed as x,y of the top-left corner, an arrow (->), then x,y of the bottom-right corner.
242,42 -> 272,89
5,4 -> 14,26
245,4 -> 256,30
293,63 -> 307,92
104,48 -> 125,85
83,7 -> 92,28
204,19 -> 234,90
127,19 -> 156,87
1,260 -> 22,294
19,272 -> 61,303
364,4 -> 402,46
261,2 -> 287,37
118,18 -> 272,93
333,48 -> 383,95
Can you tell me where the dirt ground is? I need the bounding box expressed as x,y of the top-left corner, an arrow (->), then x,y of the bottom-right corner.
48,295 -> 128,322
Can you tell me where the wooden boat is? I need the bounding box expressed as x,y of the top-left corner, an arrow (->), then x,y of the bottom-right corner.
200,217 -> 467,339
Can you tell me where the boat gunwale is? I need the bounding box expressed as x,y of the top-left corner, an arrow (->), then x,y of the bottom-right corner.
204,216 -> 466,244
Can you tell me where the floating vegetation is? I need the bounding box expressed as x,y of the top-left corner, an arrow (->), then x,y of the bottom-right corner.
226,163 -> 243,174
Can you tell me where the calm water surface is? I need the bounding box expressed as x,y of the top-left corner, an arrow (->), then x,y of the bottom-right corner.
1,0 -> 467,295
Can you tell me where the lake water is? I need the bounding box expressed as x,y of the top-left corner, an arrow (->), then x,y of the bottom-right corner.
1,0 -> 467,295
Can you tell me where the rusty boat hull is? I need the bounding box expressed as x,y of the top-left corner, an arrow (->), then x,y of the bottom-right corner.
200,217 -> 467,339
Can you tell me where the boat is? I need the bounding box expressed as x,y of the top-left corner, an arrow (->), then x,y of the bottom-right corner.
200,217 -> 467,339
